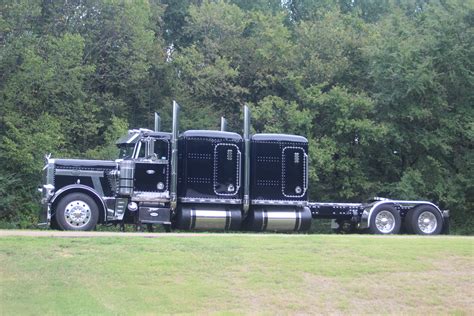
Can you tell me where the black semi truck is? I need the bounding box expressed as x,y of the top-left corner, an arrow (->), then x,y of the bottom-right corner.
39,101 -> 449,235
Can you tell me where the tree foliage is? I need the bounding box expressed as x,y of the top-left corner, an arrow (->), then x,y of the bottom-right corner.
0,0 -> 472,233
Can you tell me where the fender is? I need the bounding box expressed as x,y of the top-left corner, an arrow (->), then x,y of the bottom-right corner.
360,199 -> 444,229
50,184 -> 108,223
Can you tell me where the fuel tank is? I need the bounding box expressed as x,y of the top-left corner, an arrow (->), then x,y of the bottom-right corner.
244,206 -> 312,232
175,204 -> 242,231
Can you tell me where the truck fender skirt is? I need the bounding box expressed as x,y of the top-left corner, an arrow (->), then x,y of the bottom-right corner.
50,184 -> 108,223
360,200 -> 445,230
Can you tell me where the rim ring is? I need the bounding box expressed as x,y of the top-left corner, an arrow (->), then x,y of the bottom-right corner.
417,211 -> 438,234
64,200 -> 92,228
375,210 -> 396,233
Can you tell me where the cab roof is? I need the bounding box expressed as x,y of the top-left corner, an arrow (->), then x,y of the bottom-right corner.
181,130 -> 242,140
252,133 -> 308,143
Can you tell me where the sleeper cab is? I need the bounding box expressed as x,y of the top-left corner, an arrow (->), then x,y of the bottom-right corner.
178,130 -> 243,203
250,133 -> 309,204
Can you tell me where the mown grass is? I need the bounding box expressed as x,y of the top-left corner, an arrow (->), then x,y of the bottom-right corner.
1,234 -> 473,315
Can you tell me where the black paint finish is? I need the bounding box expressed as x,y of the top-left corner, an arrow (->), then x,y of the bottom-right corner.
250,134 -> 308,204
53,159 -> 117,198
178,130 -> 243,202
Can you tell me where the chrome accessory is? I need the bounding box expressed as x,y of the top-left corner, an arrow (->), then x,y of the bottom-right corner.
417,211 -> 438,234
170,100 -> 180,210
243,105 -> 251,214
128,202 -> 138,212
64,200 -> 92,228
375,210 -> 396,233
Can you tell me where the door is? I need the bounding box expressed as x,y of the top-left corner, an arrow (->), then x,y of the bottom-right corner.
134,138 -> 170,193
213,143 -> 241,196
282,146 -> 307,198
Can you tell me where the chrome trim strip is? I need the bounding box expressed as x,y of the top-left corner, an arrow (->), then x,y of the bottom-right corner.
251,199 -> 307,206
55,169 -> 104,177
180,197 -> 242,205
309,202 -> 363,207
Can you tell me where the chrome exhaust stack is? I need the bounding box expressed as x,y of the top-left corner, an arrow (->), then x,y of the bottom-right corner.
170,101 -> 180,210
220,117 -> 227,131
243,105 -> 251,214
154,112 -> 161,132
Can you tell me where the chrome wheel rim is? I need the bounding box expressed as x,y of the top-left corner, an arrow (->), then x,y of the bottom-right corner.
65,200 -> 91,228
417,211 -> 437,234
375,210 -> 396,233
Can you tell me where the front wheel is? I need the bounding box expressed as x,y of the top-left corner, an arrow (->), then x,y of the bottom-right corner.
369,205 -> 401,234
405,205 -> 442,235
55,193 -> 99,231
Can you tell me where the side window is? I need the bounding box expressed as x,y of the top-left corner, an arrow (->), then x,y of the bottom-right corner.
154,140 -> 169,160
137,141 -> 146,158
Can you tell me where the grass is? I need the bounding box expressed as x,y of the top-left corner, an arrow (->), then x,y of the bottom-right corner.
1,234 -> 473,315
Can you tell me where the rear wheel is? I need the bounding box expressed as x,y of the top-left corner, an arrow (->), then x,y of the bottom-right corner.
369,205 -> 401,234
55,193 -> 99,231
405,205 -> 442,235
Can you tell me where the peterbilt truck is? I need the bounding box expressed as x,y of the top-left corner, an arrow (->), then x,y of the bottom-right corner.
39,101 -> 449,235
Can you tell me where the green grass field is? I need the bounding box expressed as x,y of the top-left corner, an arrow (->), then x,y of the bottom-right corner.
1,234 -> 473,315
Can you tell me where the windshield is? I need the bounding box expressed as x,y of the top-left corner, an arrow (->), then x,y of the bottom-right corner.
118,145 -> 135,159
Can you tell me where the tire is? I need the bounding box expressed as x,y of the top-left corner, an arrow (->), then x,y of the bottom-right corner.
55,193 -> 99,231
405,205 -> 443,235
369,205 -> 401,234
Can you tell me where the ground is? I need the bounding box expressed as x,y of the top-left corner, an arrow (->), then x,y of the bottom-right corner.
0,231 -> 473,315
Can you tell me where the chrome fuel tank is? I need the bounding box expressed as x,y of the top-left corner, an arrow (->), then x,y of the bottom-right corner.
244,206 -> 312,232
175,204 -> 242,231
